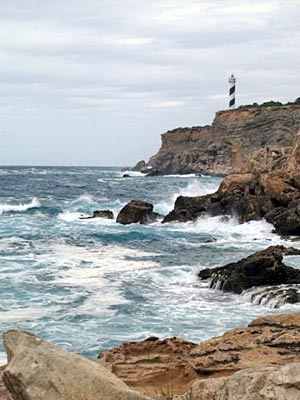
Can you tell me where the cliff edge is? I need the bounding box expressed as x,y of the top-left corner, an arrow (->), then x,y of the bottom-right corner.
135,105 -> 300,175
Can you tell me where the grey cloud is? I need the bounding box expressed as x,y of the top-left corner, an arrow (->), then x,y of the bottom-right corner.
0,0 -> 299,165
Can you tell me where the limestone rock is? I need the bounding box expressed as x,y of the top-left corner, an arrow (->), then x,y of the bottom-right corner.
2,330 -> 151,400
99,314 -> 300,398
136,105 -> 300,176
97,337 -> 198,397
187,362 -> 300,400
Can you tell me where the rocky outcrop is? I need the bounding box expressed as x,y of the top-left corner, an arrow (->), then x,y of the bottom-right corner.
162,132 -> 300,235
116,200 -> 163,225
99,313 -> 300,398
2,330 -> 151,400
135,105 -> 300,176
185,362 -> 300,400
97,337 -> 199,397
80,210 -> 114,220
198,246 -> 300,298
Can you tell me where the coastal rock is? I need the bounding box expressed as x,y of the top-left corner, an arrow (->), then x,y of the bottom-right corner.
80,210 -> 114,220
116,200 -> 162,225
2,330 -> 151,400
97,337 -> 199,397
198,246 -> 300,296
132,160 -> 146,172
99,313 -> 300,397
186,362 -> 300,400
189,313 -> 300,376
136,105 -> 300,175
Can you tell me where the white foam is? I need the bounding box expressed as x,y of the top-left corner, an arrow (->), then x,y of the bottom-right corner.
58,211 -> 84,222
155,178 -> 220,215
42,243 -> 160,287
0,198 -> 40,214
0,305 -> 57,323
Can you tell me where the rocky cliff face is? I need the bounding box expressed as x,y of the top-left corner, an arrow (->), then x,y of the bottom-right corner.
136,105 -> 300,175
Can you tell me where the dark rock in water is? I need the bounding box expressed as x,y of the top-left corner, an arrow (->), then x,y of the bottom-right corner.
131,160 -> 146,172
116,200 -> 162,225
144,169 -> 161,176
242,285 -> 300,308
80,210 -> 114,220
198,246 -> 300,295
123,174 -> 131,178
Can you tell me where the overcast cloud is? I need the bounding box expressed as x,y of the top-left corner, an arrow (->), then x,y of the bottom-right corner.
0,0 -> 299,166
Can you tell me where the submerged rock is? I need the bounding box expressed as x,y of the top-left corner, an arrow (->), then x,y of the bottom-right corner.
80,210 -> 114,220
198,246 -> 300,296
2,330 -> 150,400
116,200 -> 163,225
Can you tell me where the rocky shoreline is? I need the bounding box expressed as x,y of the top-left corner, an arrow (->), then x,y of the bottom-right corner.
133,105 -> 300,176
1,312 -> 300,399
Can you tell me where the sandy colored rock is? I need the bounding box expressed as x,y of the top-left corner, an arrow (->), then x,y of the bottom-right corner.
97,337 -> 198,397
2,330 -> 151,400
187,362 -> 300,400
137,105 -> 300,176
100,314 -> 300,397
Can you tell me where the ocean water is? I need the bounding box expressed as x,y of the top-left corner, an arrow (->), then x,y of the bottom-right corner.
0,166 -> 299,363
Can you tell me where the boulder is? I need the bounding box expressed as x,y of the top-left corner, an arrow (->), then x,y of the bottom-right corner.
80,210 -> 114,220
186,362 -> 300,400
198,246 -> 300,296
116,200 -> 162,225
2,330 -> 151,400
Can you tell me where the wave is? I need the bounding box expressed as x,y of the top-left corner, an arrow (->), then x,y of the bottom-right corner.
155,178 -> 220,215
0,198 -> 40,214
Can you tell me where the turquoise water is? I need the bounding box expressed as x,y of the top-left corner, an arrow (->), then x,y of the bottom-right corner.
0,166 -> 299,363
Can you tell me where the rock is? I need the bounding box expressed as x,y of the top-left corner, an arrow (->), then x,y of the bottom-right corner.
198,246 -> 300,295
0,367 -> 11,400
97,337 -> 198,397
100,313 -> 300,397
123,174 -> 131,178
136,105 -> 300,176
80,210 -> 114,220
187,362 -> 300,400
116,200 -> 161,225
242,285 -> 300,308
2,330 -> 151,400
131,160 -> 146,172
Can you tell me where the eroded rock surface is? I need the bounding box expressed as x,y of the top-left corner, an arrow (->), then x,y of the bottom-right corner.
99,314 -> 300,398
135,105 -> 300,176
97,337 -> 198,397
2,330 -> 151,400
186,362 -> 300,400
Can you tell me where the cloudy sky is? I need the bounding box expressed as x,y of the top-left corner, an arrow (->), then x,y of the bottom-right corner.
0,0 -> 299,166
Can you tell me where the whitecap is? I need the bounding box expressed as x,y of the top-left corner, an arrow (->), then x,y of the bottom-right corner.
0,198 -> 40,214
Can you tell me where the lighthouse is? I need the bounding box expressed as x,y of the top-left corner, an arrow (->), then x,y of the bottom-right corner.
228,74 -> 236,109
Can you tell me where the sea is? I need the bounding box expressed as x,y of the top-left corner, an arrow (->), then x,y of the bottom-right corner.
0,166 -> 299,363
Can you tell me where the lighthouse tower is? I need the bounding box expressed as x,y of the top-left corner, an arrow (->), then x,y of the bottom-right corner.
228,74 -> 236,109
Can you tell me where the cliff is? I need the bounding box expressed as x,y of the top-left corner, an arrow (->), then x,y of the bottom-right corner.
136,105 -> 300,175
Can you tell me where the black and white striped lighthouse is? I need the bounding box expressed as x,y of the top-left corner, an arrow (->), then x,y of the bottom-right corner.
228,73 -> 236,109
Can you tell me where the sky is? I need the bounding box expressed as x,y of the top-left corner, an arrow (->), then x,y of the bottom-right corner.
0,0 -> 299,166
